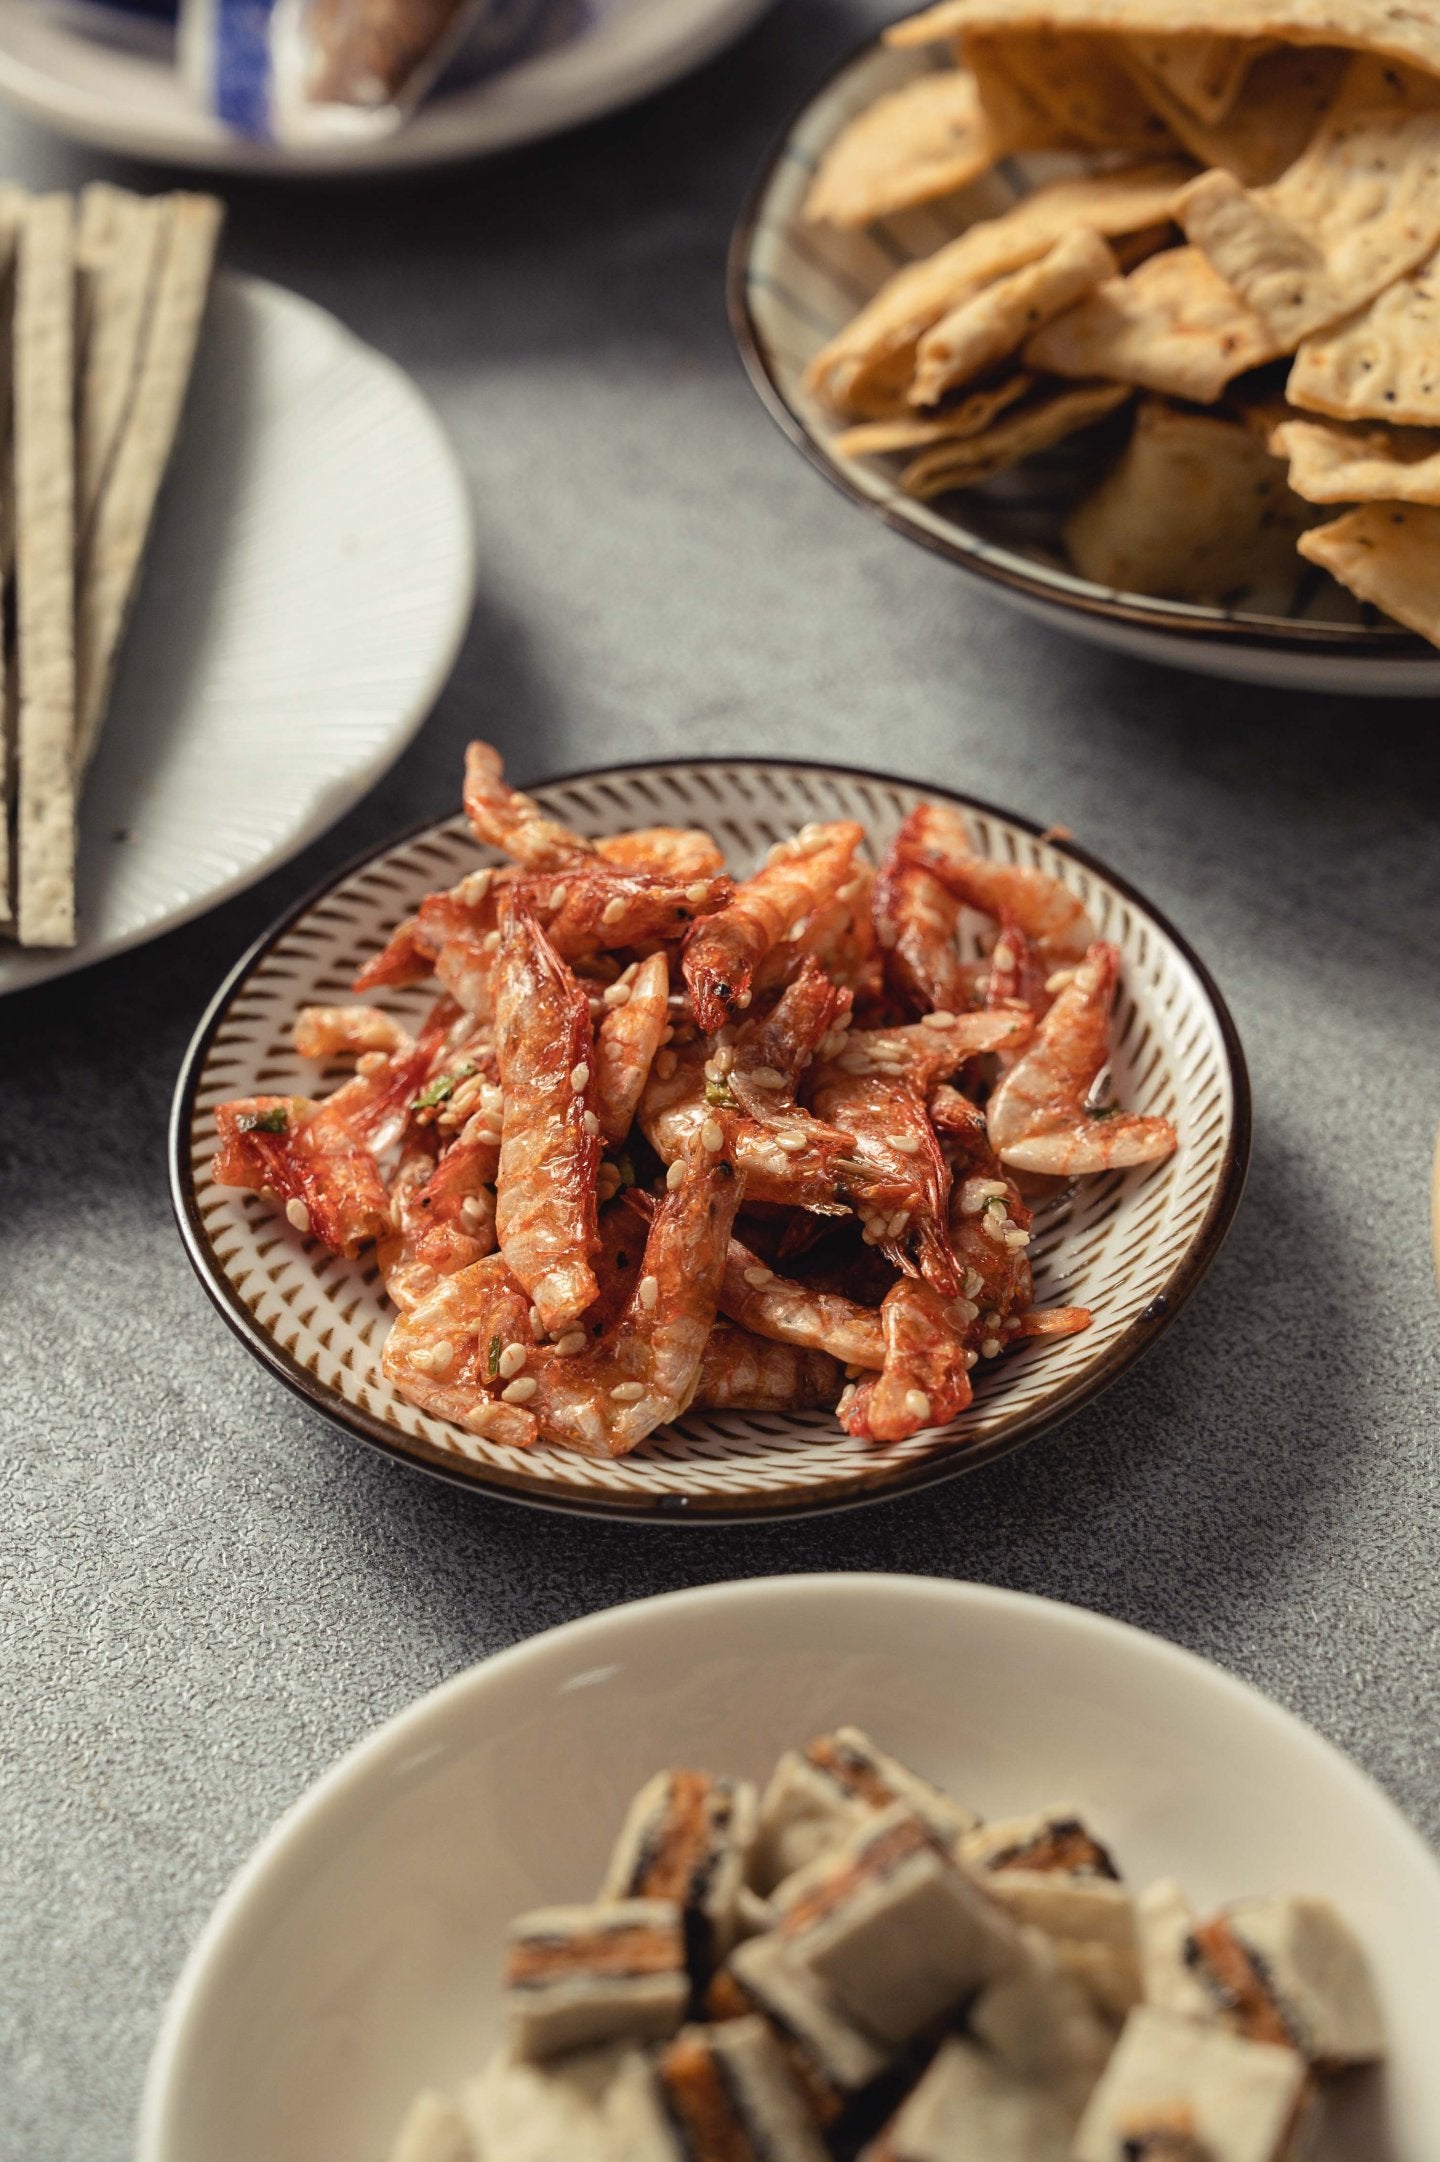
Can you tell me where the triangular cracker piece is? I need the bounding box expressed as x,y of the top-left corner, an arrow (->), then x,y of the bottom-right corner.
75,192 -> 223,777
76,184 -> 169,532
1176,55 -> 1440,349
899,377 -> 1130,495
834,373 -> 1033,455
911,227 -> 1116,405
804,68 -> 997,228
887,0 -> 1440,85
14,194 -> 77,948
1297,501 -> 1440,643
804,159 -> 1194,416
1270,413 -> 1440,503
1024,243 -> 1279,402
1286,248 -> 1440,426
963,27 -> 1176,151
1118,41 -> 1347,185
1119,32 -> 1261,124
1065,393 -> 1317,603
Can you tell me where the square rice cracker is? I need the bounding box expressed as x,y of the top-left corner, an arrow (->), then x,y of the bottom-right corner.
1287,247 -> 1440,426
1298,501 -> 1440,643
1270,412 -> 1440,502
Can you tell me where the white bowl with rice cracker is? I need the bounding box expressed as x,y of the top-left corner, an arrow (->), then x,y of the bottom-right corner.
0,267 -> 473,997
729,29 -> 1440,694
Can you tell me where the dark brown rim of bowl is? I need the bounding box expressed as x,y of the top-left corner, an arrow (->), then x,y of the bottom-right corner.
169,754 -> 1251,1525
726,34 -> 1428,662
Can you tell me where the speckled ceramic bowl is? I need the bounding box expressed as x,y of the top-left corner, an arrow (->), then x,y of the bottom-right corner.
169,756 -> 1248,1520
728,35 -> 1440,698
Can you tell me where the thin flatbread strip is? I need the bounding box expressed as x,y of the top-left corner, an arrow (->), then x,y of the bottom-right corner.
805,69 -> 996,228
1286,248 -> 1440,426
1176,55 -> 1440,349
1065,393 -> 1317,602
1119,32 -> 1262,123
76,185 -> 169,532
804,160 -> 1194,416
14,194 -> 76,948
0,187 -> 26,931
1025,242 -> 1278,402
1270,413 -> 1440,503
1297,501 -> 1440,643
911,228 -> 1115,405
834,373 -> 1033,454
1117,41 -> 1348,186
900,378 -> 1130,495
75,191 -> 223,777
964,27 -> 1176,151
886,0 -> 1440,85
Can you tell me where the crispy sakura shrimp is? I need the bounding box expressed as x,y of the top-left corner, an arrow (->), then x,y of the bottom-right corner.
378,1137 -> 498,1312
641,1042 -> 856,1214
354,866 -> 508,1012
293,1006 -> 413,1061
382,1252 -> 542,1449
720,1236 -> 885,1369
755,859 -> 878,999
728,958 -> 852,1120
597,828 -> 726,880
825,1008 -> 1033,1091
492,892 -> 601,1332
984,910 -> 1049,1020
536,868 -> 732,961
1014,1306 -> 1092,1339
839,1280 -> 975,1442
463,741 -> 596,871
808,1064 -> 959,1296
873,813 -> 971,1017
594,952 -> 672,1147
692,1324 -> 842,1411
897,801 -> 1095,959
683,821 -> 864,1031
212,1004 -> 454,1256
987,943 -> 1178,1175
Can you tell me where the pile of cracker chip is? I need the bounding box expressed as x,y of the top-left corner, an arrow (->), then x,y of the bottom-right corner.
0,184 -> 223,949
803,0 -> 1440,642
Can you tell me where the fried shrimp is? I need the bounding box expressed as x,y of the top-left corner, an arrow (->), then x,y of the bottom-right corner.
987,943 -> 1178,1175
492,892 -> 601,1331
692,1324 -> 843,1411
896,800 -> 1095,959
683,821 -> 864,1031
463,741 -> 596,870
719,1236 -> 885,1369
840,1279 -> 977,1442
597,828 -> 726,880
594,952 -> 672,1147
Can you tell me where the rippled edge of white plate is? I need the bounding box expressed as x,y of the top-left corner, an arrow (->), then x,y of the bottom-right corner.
136,1572 -> 1440,2162
0,0 -> 777,171
0,274 -> 475,1001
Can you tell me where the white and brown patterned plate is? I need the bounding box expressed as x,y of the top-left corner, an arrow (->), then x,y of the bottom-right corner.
170,758 -> 1249,1521
728,35 -> 1440,698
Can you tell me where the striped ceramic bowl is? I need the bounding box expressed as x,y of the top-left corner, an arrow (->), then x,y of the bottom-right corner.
170,757 -> 1249,1521
728,34 -> 1440,698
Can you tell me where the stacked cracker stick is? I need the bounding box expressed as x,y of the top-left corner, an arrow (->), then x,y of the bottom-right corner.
803,0 -> 1440,643
1,182 -> 222,947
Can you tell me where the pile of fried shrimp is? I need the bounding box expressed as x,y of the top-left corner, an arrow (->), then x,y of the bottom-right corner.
210,746 -> 1178,1459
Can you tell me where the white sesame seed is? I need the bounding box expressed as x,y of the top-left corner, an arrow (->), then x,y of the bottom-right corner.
888,1210 -> 910,1238
409,1347 -> 435,1373
964,1270 -> 984,1298
844,1363 -> 864,1380
861,1221 -> 883,1244
1045,968 -> 1076,994
893,1134 -> 921,1154
903,1389 -> 931,1423
817,1031 -> 846,1060
356,1050 -> 388,1076
529,1306 -> 544,1334
285,1198 -> 310,1234
991,942 -> 1015,973
735,990 -> 752,1009
582,1110 -> 600,1136
701,1118 -> 724,1152
980,1337 -> 1002,1359
548,883 -> 568,911
685,881 -> 710,904
746,1065 -> 785,1089
610,1381 -> 646,1402
1005,1229 -> 1030,1248
554,1331 -> 586,1357
952,1299 -> 979,1324
666,1159 -> 686,1190
787,915 -> 808,942
501,1376 -> 538,1403
430,1340 -> 455,1374
476,1124 -> 503,1149
979,1178 -> 1008,1197
983,1214 -> 1007,1243
458,868 -> 493,905
712,1046 -> 736,1074
776,1131 -> 807,1154
983,1310 -> 1001,1328
965,1349 -> 979,1369
921,1010 -> 956,1029
460,1196 -> 487,1229
498,1343 -> 527,1379
638,1274 -> 659,1312
570,1061 -> 590,1092
743,1266 -> 773,1288
837,1383 -> 857,1417
601,896 -> 626,926
482,929 -> 501,952
602,981 -> 631,1007
655,1049 -> 678,1080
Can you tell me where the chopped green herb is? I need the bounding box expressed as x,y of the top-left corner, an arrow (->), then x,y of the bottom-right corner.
704,1078 -> 736,1108
487,1334 -> 502,1378
617,1152 -> 636,1189
237,1107 -> 288,1134
1086,1103 -> 1122,1121
411,1063 -> 477,1114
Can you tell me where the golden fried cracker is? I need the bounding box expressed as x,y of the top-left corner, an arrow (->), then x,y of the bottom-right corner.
1286,249 -> 1440,425
1024,243 -> 1278,401
805,68 -> 996,228
900,378 -> 1130,495
1270,413 -> 1440,502
1297,500 -> 1440,641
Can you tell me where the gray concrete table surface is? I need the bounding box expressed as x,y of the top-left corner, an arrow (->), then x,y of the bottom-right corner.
3,3 -> 1439,2153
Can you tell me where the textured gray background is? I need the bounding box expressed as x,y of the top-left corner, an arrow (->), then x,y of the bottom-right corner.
2,3 -> 1439,2154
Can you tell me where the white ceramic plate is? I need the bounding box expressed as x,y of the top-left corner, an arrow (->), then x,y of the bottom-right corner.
0,0 -> 775,172
729,37 -> 1440,698
171,757 -> 1248,1520
0,273 -> 474,1000
137,1574 -> 1440,2162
